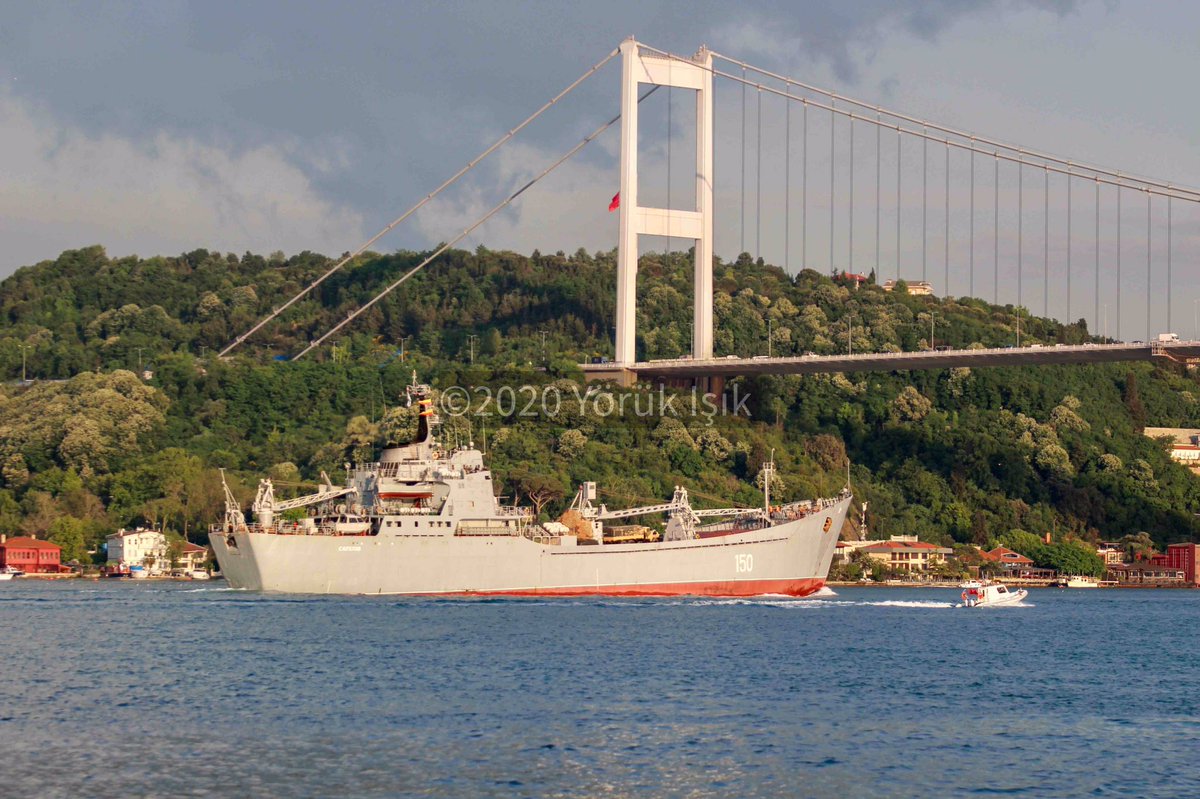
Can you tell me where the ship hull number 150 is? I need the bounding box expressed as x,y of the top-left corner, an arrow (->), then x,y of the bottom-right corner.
735,553 -> 754,573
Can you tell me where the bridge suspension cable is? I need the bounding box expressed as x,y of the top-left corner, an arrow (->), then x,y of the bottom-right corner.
830,98 -> 835,272
849,109 -> 854,273
292,85 -> 661,360
1117,185 -> 1123,341
218,46 -> 619,357
784,83 -> 791,271
802,99 -> 808,268
923,128 -> 927,281
700,48 -> 1200,203
1067,169 -> 1072,323
1168,196 -> 1173,333
944,141 -> 950,296
1044,166 -> 1049,318
1099,178 -> 1104,333
638,42 -> 1200,204
1147,190 -> 1152,342
757,85 -> 763,258
896,126 -> 901,282
993,155 -> 999,303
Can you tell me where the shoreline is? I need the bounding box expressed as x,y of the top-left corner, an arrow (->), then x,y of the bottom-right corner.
11,573 -> 220,583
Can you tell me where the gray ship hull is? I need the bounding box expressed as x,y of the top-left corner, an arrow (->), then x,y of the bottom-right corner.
209,496 -> 850,597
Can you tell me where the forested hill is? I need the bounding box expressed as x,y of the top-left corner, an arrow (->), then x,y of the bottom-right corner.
2,244 -> 1199,566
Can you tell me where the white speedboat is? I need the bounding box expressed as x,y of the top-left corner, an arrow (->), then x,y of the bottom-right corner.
0,566 -> 24,581
190,570 -> 211,580
959,580 -> 1027,607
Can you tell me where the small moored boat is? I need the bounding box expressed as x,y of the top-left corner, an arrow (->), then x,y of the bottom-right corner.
959,580 -> 1027,607
0,566 -> 24,581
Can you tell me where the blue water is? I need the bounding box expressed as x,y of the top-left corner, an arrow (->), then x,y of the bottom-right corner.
1,582 -> 1196,798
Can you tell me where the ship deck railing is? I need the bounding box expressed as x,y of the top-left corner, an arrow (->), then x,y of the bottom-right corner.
227,523 -> 375,537
372,504 -> 447,516
458,526 -> 522,537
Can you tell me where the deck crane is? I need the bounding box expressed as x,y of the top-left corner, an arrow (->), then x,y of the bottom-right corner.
568,482 -> 763,542
251,472 -> 358,528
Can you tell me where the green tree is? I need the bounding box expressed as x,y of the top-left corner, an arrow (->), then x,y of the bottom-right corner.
481,328 -> 502,357
48,516 -> 88,563
509,468 -> 565,520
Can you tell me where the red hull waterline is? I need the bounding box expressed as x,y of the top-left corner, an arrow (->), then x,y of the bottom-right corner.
449,578 -> 826,599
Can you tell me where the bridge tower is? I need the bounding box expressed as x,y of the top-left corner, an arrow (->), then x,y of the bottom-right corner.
615,37 -> 714,365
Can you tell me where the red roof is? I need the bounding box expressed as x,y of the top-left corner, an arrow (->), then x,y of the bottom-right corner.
862,540 -> 949,552
182,542 -> 206,553
0,537 -> 61,551
980,546 -> 1034,565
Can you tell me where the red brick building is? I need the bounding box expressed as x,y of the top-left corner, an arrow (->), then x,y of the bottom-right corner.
1164,543 -> 1200,587
0,536 -> 64,574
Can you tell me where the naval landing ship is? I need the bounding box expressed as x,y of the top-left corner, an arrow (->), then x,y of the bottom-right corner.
210,381 -> 851,596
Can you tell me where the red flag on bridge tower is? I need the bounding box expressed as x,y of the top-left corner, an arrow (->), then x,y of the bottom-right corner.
608,192 -> 620,212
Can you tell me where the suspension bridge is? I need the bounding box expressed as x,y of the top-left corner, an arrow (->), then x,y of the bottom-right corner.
220,37 -> 1200,384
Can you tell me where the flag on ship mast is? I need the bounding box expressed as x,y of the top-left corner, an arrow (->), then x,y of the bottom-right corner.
608,192 -> 620,212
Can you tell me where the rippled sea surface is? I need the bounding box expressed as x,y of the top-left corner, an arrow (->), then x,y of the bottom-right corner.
1,581 -> 1197,798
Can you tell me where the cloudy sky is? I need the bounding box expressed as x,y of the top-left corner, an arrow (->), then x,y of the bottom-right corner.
3,1 -> 1199,335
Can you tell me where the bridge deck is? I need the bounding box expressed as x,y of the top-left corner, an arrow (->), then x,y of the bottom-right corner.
581,341 -> 1200,382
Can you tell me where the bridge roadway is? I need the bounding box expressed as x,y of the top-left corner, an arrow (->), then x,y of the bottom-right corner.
581,341 -> 1200,385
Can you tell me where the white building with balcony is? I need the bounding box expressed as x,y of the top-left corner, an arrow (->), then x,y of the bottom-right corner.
106,527 -> 169,575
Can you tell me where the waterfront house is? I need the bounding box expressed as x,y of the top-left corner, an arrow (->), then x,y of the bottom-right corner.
976,546 -> 1059,580
1096,542 -> 1125,566
1163,543 -> 1199,587
1107,562 -> 1186,586
858,537 -> 953,575
980,546 -> 1034,568
106,528 -> 169,575
0,535 -> 65,574
177,542 -> 209,572
833,539 -> 878,564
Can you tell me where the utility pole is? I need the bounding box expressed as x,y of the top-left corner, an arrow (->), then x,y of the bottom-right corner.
930,311 -> 936,350
540,330 -> 547,363
1016,309 -> 1021,348
767,318 -> 773,358
1103,304 -> 1109,342
466,334 -> 479,365
399,335 -> 411,362
19,343 -> 28,382
135,347 -> 145,374
848,316 -> 853,355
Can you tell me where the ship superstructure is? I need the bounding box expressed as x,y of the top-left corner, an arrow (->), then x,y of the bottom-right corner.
210,379 -> 851,596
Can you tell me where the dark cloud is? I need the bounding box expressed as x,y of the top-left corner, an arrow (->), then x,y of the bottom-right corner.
0,0 -> 1099,271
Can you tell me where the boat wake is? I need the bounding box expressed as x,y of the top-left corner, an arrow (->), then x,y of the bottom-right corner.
664,597 -> 955,609
953,601 -> 1036,609
863,599 -> 955,609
